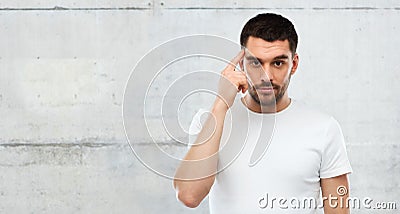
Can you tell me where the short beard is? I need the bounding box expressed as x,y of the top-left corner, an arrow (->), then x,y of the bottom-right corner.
249,75 -> 291,106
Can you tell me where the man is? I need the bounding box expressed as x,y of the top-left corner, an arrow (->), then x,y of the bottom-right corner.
174,13 -> 352,213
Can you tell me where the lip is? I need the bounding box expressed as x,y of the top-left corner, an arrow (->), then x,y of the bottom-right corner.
257,87 -> 274,93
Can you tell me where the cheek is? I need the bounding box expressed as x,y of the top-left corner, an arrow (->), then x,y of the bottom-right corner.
278,66 -> 292,80
246,72 -> 262,84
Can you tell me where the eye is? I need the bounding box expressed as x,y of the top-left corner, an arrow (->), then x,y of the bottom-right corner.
251,60 -> 261,66
273,61 -> 284,67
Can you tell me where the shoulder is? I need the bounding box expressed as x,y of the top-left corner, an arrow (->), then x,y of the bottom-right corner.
289,100 -> 335,125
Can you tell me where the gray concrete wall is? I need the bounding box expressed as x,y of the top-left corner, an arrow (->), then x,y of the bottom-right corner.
0,1 -> 399,213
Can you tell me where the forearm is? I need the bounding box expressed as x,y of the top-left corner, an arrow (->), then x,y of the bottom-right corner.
173,98 -> 228,207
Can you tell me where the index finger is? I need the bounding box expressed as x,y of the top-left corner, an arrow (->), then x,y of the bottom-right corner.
226,49 -> 245,70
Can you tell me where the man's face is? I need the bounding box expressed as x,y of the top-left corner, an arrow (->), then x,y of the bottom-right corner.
243,36 -> 298,106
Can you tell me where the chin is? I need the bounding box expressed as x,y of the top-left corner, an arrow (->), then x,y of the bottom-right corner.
258,97 -> 276,106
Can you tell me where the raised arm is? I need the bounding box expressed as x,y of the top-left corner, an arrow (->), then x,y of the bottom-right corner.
173,50 -> 246,208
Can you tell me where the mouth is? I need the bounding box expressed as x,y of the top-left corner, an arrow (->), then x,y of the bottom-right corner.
256,87 -> 275,94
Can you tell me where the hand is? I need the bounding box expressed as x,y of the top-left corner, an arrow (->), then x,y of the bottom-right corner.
216,50 -> 247,109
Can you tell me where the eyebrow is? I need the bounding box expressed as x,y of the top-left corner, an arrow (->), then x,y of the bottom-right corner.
245,54 -> 289,62
273,54 -> 289,60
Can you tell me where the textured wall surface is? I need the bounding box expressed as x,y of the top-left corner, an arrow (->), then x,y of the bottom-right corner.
0,1 -> 399,213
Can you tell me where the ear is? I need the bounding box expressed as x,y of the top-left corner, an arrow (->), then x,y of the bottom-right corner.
290,53 -> 299,75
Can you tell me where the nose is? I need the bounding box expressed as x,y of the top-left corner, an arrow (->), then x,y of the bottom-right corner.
260,66 -> 273,82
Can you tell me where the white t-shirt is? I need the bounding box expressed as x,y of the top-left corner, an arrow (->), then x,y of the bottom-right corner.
188,96 -> 352,214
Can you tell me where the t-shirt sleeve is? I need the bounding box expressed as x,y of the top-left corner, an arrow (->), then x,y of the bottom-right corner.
188,108 -> 207,148
319,117 -> 353,178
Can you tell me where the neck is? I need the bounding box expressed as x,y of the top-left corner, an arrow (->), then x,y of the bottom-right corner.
242,93 -> 291,113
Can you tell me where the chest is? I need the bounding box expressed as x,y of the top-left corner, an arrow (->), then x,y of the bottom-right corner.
217,117 -> 325,194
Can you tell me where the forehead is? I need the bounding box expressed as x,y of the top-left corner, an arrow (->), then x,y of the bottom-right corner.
244,36 -> 292,59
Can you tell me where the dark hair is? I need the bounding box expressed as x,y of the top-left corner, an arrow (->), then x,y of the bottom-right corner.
240,13 -> 298,56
